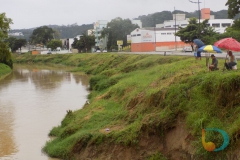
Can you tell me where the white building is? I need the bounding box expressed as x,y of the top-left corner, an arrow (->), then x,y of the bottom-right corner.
94,20 -> 108,50
131,28 -> 184,52
130,8 -> 234,52
87,29 -> 95,36
156,8 -> 233,34
8,32 -> 24,36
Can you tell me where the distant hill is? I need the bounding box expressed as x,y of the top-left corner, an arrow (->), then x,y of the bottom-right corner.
9,23 -> 93,41
135,10 -> 229,27
9,9 -> 229,40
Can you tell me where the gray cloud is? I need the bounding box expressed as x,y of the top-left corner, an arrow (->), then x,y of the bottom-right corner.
1,0 -> 228,29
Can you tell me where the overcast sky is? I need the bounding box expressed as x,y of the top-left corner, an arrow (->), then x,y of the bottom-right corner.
1,0 -> 228,29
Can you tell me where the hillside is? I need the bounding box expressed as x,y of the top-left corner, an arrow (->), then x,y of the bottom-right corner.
13,53 -> 240,160
135,10 -> 228,27
0,63 -> 12,80
9,23 -> 93,40
9,10 -> 229,40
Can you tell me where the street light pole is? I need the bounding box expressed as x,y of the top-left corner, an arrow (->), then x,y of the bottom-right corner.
189,0 -> 201,38
174,7 -> 177,51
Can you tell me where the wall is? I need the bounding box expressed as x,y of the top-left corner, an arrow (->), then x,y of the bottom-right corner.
131,28 -> 185,52
201,8 -> 210,20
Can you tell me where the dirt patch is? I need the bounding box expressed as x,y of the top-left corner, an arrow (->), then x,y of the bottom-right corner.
72,116 -> 196,160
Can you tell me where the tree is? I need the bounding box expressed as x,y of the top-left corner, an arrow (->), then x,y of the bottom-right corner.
71,34 -> 95,52
47,39 -> 62,50
175,18 -> 218,44
226,0 -> 240,18
216,19 -> 240,42
0,13 -> 13,68
5,37 -> 27,52
29,26 -> 56,45
101,18 -> 139,50
136,11 -> 172,27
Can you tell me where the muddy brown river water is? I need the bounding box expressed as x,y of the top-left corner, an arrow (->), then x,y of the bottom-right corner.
0,64 -> 89,160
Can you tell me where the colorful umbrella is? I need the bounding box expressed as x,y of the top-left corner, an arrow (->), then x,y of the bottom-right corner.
197,45 -> 222,71
193,39 -> 205,48
198,45 -> 222,53
214,38 -> 240,51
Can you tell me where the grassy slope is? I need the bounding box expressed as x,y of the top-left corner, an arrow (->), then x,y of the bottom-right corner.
14,53 -> 240,160
0,63 -> 12,79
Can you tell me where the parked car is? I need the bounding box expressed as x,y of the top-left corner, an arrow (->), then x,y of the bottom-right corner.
183,46 -> 193,52
102,50 -> 107,53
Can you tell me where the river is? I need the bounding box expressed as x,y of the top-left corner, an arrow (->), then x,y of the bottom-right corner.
0,64 -> 89,160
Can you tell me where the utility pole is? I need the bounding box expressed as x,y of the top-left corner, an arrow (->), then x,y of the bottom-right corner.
174,7 -> 177,51
189,0 -> 201,38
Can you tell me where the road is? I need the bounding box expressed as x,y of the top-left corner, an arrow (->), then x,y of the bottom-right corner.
121,51 -> 240,59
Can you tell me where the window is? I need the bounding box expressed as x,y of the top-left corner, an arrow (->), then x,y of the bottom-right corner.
165,25 -> 171,28
222,23 -> 231,27
137,34 -> 141,36
161,33 -> 166,35
167,33 -> 171,35
131,34 -> 136,37
212,23 -> 220,28
181,24 -> 187,26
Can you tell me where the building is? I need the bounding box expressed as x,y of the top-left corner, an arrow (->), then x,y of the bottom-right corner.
94,20 -> 108,50
131,8 -> 234,52
131,28 -> 185,52
61,35 -> 83,50
8,32 -> 24,37
157,8 -> 233,34
87,29 -> 95,36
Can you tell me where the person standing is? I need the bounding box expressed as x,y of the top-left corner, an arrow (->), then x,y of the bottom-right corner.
193,39 -> 205,60
225,51 -> 237,70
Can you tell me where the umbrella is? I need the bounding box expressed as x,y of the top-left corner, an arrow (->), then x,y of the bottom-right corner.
193,39 -> 205,48
214,38 -> 240,70
198,45 -> 222,53
214,38 -> 240,51
197,45 -> 222,71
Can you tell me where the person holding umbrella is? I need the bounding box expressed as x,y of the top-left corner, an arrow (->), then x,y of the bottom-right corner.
225,50 -> 237,70
209,54 -> 218,71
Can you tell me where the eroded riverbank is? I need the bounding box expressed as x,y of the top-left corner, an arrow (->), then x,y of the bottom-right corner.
13,53 -> 240,160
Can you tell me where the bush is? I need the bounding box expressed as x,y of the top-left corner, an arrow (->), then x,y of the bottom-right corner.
0,42 -> 13,68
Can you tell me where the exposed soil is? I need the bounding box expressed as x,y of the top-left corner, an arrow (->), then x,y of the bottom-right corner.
73,116 -> 196,160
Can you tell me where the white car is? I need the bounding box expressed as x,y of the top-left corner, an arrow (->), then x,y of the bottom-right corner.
96,50 -> 101,53
183,46 -> 193,52
102,50 -> 107,53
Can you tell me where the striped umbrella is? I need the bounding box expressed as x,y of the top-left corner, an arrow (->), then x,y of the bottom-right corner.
198,45 -> 222,71
198,45 -> 222,53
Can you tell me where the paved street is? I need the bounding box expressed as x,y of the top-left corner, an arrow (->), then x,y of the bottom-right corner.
122,50 -> 240,59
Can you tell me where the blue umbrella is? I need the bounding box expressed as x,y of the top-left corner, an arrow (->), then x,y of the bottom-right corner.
193,39 -> 205,48
198,45 -> 222,53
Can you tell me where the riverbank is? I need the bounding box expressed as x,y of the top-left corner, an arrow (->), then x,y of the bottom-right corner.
13,53 -> 240,160
0,63 -> 12,80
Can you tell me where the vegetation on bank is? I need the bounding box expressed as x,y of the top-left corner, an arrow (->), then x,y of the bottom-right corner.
14,53 -> 240,160
0,63 -> 12,79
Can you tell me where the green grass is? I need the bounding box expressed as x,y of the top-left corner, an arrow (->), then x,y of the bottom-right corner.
0,63 -> 12,79
13,53 -> 240,159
